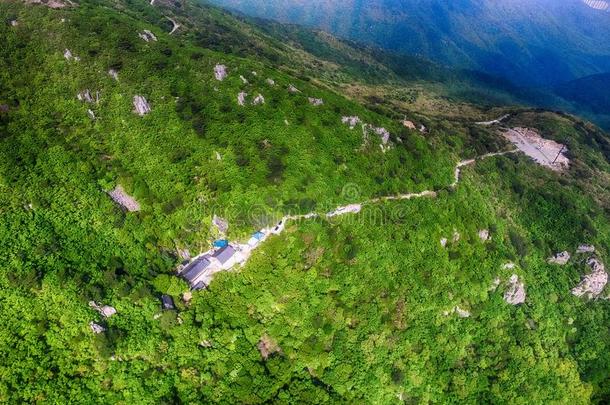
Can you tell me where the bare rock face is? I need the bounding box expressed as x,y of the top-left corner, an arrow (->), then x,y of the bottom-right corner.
308,97 -> 324,106
11,20 -> 18,27
571,257 -> 608,299
89,322 -> 106,334
403,120 -> 416,130
77,89 -> 94,103
133,95 -> 151,116
341,116 -> 361,129
108,69 -> 119,81
258,334 -> 281,360
214,64 -> 228,81
87,109 -> 96,120
548,251 -> 571,265
252,94 -> 265,105
63,48 -> 79,61
237,91 -> 247,106
577,244 -> 595,254
288,84 -> 300,93
108,184 -> 141,212
138,30 -> 157,42
478,229 -> 490,241
266,78 -> 275,86
504,274 -> 526,305
28,0 -> 71,8
373,127 -> 390,145
89,301 -> 117,318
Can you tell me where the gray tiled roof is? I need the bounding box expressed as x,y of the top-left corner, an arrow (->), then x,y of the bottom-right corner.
212,245 -> 236,264
181,256 -> 211,283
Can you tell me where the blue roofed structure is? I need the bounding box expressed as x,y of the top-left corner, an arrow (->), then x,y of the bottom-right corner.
212,245 -> 236,265
180,256 -> 212,285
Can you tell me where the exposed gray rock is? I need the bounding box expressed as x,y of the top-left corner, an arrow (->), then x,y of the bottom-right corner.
504,274 -> 526,305
502,262 -> 516,270
403,120 -> 416,130
288,84 -> 300,93
577,244 -> 595,254
571,257 -> 607,298
87,109 -> 96,120
373,127 -> 390,145
548,251 -> 571,265
440,238 -> 448,247
258,334 -> 281,360
443,306 -> 471,318
89,301 -> 117,318
108,69 -> 119,81
89,322 -> 106,334
341,116 -> 361,129
133,95 -> 151,116
10,20 -> 18,27
108,185 -> 141,212
63,48 -> 78,61
266,78 -> 275,86
77,89 -> 94,103
478,229 -> 490,241
252,94 -> 265,105
489,276 -> 501,291
308,97 -> 324,106
240,75 -> 248,84
138,29 -> 157,42
452,230 -> 461,243
214,64 -> 228,81
237,91 -> 247,106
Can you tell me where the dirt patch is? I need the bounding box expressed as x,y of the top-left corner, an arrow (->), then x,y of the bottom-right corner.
503,127 -> 569,171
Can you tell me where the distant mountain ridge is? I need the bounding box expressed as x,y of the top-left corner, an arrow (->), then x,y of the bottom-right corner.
208,0 -> 610,87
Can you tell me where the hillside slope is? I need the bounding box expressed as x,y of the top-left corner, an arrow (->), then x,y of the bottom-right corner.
209,0 -> 610,87
1,0 -> 610,403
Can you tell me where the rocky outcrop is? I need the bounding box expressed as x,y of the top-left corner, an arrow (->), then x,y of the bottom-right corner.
373,127 -> 390,145
138,30 -> 157,42
252,94 -> 265,105
10,20 -> 18,27
288,84 -> 300,93
108,69 -> 119,81
89,301 -> 117,318
308,97 -> 323,106
258,334 -> 281,360
577,244 -> 595,254
87,109 -> 96,120
504,274 -> 526,305
341,116 -> 361,129
237,92 -> 247,106
548,251 -> 571,265
478,229 -> 490,241
108,185 -> 141,212
571,257 -> 607,298
133,95 -> 151,116
63,49 -> 79,61
443,306 -> 471,318
89,322 -> 105,334
77,89 -> 95,103
214,64 -> 228,81
403,120 -> 416,130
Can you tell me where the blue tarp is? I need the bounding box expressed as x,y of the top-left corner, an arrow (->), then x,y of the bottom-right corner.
213,239 -> 229,248
253,231 -> 265,240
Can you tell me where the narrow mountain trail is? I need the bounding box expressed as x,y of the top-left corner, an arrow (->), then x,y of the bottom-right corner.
188,148 -> 519,286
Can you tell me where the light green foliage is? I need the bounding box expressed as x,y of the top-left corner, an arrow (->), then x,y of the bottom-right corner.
0,0 -> 609,403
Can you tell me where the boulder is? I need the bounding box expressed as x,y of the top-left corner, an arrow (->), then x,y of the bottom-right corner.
63,48 -> 78,61
77,89 -> 94,103
89,322 -> 105,334
577,244 -> 595,254
89,301 -> 117,318
478,229 -> 490,241
108,184 -> 141,212
87,109 -> 96,120
503,274 -> 526,305
252,94 -> 265,105
266,78 -> 275,86
571,257 -> 607,298
308,97 -> 324,106
237,91 -> 247,106
133,95 -> 151,116
341,116 -> 361,129
10,20 -> 18,27
548,251 -> 571,265
373,127 -> 390,145
108,69 -> 119,81
288,84 -> 300,93
440,238 -> 448,247
214,64 -> 228,81
403,120 -> 416,130
138,29 -> 157,42
258,334 -> 281,360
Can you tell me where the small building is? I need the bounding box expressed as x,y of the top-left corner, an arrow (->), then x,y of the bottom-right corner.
212,245 -> 237,269
247,231 -> 266,248
213,239 -> 229,248
180,256 -> 212,288
161,295 -> 175,310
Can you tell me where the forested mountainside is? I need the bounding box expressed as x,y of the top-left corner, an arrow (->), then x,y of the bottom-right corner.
1,0 -> 610,403
209,0 -> 610,87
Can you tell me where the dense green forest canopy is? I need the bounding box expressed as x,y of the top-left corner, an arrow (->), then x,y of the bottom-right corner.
0,0 -> 609,402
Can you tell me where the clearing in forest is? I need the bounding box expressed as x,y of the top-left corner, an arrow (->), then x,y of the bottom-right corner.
503,127 -> 569,171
